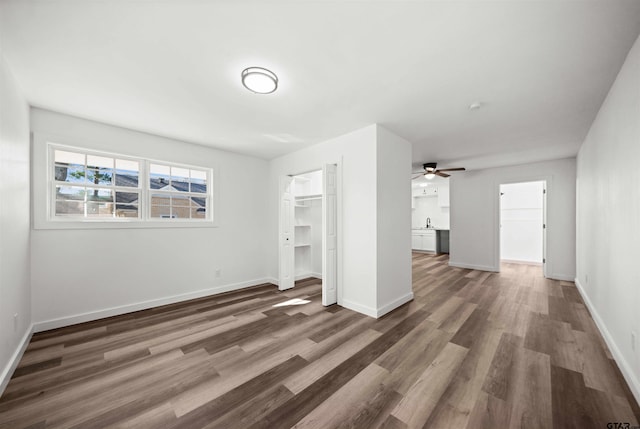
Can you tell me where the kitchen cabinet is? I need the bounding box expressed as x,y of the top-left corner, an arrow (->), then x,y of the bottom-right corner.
412,230 -> 436,252
414,186 -> 437,197
438,185 -> 450,207
412,186 -> 438,209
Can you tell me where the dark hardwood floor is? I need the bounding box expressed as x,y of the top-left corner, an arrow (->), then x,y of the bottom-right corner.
1,253 -> 638,428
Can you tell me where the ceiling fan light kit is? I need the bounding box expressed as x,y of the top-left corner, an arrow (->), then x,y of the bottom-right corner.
412,162 -> 466,180
241,67 -> 278,94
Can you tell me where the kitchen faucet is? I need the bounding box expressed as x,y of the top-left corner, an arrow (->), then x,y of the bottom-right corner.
426,217 -> 431,228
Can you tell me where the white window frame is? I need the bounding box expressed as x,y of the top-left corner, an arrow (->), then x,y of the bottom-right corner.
146,161 -> 211,222
46,143 -> 215,227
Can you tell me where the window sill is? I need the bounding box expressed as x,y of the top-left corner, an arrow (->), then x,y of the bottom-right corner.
34,219 -> 219,230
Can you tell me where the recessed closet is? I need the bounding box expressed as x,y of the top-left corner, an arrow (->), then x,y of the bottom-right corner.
292,170 -> 322,280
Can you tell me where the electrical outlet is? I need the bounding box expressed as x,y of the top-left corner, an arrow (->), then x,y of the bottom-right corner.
13,313 -> 18,332
632,331 -> 636,352
215,269 -> 221,278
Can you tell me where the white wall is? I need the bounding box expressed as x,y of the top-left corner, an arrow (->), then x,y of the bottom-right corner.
500,181 -> 543,263
269,124 -> 413,318
376,126 -> 413,314
0,53 -> 31,393
576,34 -> 640,403
450,157 -> 575,280
270,125 -> 378,314
30,109 -> 271,330
412,195 -> 450,229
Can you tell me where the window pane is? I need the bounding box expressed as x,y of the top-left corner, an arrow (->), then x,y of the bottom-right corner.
87,155 -> 113,169
87,201 -> 114,217
55,150 -> 85,165
115,159 -> 139,188
150,164 -> 170,189
116,191 -> 139,205
116,159 -> 139,172
171,195 -> 191,207
168,167 -> 188,193
55,164 -> 87,183
151,204 -> 171,218
116,204 -> 139,218
151,193 -> 170,206
172,168 -> 189,181
56,186 -> 86,201
190,169 -> 207,193
55,200 -> 84,216
191,196 -> 206,210
150,164 -> 170,175
192,199 -> 206,219
171,206 -> 190,218
86,167 -> 113,185
86,188 -> 112,202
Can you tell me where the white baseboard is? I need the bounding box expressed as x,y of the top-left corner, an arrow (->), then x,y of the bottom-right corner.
0,324 -> 34,397
266,277 -> 279,286
341,293 -> 414,319
341,299 -> 378,318
500,259 -> 543,266
547,273 -> 575,282
33,277 -> 275,333
376,292 -> 414,318
294,273 -> 322,281
574,278 -> 640,405
448,261 -> 499,272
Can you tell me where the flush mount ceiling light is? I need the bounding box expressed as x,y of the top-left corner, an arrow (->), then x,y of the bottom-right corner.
241,67 -> 278,94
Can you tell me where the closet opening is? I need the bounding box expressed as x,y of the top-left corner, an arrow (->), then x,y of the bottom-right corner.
279,164 -> 338,306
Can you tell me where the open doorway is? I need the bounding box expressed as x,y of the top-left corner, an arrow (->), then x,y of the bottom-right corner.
279,164 -> 338,306
499,180 -> 547,276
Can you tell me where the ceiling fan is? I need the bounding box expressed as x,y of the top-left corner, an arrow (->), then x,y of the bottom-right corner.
412,162 -> 466,180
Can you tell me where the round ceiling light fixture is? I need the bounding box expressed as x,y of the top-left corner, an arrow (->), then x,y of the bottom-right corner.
424,173 -> 436,180
241,67 -> 278,94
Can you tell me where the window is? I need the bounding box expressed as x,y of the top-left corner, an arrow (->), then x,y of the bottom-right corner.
149,164 -> 208,220
50,145 -> 212,223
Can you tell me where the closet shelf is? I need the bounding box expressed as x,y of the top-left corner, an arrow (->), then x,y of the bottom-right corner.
295,243 -> 311,248
295,194 -> 322,202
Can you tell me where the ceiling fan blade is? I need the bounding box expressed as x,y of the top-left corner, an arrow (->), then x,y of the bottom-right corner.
412,174 -> 426,180
437,168 -> 466,172
435,171 -> 450,178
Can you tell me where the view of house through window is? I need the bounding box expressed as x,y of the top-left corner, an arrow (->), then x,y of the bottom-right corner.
51,146 -> 211,222
149,163 -> 208,219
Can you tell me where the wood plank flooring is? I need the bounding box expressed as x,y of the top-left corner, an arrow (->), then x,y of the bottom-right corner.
1,253 -> 639,428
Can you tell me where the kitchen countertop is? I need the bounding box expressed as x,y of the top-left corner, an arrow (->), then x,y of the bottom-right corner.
412,228 -> 450,231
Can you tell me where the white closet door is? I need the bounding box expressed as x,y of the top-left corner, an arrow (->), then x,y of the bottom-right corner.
322,164 -> 337,305
279,176 -> 295,291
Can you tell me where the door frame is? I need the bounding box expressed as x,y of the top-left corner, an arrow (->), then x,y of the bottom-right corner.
278,161 -> 343,305
495,176 -> 551,277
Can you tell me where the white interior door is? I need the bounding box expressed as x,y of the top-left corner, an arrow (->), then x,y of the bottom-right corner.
279,176 -> 295,291
322,164 -> 337,305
